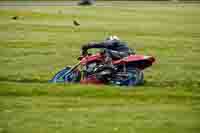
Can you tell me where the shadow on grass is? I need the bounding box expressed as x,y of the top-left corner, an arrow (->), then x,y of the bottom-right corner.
143,80 -> 200,89
0,76 -> 48,84
0,76 -> 199,90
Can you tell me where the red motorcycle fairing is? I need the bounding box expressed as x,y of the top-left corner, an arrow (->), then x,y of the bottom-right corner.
113,55 -> 155,70
80,53 -> 103,65
80,53 -> 155,70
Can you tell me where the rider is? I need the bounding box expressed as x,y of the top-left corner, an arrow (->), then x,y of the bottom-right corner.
81,35 -> 135,65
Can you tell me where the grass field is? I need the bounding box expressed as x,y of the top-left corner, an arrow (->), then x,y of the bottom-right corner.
0,1 -> 200,133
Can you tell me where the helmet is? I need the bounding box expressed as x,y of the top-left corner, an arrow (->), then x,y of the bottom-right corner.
106,35 -> 120,41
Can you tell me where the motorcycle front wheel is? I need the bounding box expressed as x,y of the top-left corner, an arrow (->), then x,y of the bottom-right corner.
50,67 -> 81,83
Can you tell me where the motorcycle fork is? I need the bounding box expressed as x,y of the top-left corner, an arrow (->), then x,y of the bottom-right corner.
123,61 -> 127,73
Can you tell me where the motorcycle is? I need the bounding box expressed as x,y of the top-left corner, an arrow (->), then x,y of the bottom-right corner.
49,49 -> 155,86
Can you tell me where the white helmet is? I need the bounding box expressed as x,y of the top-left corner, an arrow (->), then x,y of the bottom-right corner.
106,35 -> 120,41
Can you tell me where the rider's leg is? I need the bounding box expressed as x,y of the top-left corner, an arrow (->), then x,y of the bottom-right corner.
107,50 -> 128,59
103,50 -> 126,71
103,49 -> 111,64
103,49 -> 116,69
104,49 -> 129,63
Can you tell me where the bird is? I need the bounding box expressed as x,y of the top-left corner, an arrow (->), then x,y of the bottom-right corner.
12,16 -> 19,20
73,20 -> 80,26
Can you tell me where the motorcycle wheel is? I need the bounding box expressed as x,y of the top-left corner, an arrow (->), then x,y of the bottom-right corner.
126,68 -> 144,86
50,67 -> 81,83
112,68 -> 143,86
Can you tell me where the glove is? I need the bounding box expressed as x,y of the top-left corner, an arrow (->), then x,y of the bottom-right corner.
81,45 -> 88,56
82,45 -> 88,51
82,50 -> 87,56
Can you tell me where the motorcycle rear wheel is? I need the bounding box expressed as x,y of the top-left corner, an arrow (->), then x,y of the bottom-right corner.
112,68 -> 143,86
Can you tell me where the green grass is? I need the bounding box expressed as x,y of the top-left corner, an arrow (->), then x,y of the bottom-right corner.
0,2 -> 200,133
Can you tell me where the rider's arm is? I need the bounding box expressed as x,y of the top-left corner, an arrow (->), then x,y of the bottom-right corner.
82,42 -> 103,51
86,40 -> 118,49
87,42 -> 107,49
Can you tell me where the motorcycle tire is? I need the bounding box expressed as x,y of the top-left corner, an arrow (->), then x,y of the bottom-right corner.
50,67 -> 81,83
111,67 -> 143,86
